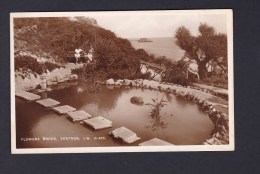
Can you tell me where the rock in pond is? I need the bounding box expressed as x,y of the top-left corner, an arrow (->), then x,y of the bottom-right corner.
122,79 -> 131,86
70,74 -> 78,80
106,78 -> 115,85
130,96 -> 144,105
114,80 -> 123,86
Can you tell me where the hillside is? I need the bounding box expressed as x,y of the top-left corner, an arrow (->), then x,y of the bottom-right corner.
14,17 -> 99,61
14,17 -> 162,80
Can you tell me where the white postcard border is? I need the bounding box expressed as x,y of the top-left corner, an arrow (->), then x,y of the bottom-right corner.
10,9 -> 234,154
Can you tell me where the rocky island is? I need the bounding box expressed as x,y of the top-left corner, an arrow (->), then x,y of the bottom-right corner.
138,38 -> 153,42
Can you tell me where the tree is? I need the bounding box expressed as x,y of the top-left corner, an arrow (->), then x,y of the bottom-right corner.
175,23 -> 227,79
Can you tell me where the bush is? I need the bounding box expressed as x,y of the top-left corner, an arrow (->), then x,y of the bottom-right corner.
72,63 -> 152,82
15,55 -> 62,77
43,61 -> 63,72
171,76 -> 191,86
71,66 -> 85,78
71,64 -> 97,80
132,71 -> 151,80
162,62 -> 191,86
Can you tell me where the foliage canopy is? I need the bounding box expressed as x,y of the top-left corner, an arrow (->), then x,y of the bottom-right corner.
175,23 -> 227,79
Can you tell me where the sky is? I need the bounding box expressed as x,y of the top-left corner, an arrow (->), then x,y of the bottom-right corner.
83,12 -> 227,38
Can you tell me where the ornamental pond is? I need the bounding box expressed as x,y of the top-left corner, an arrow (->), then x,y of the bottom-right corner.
16,82 -> 214,148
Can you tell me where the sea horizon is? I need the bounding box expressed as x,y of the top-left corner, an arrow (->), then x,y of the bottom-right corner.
129,37 -> 185,61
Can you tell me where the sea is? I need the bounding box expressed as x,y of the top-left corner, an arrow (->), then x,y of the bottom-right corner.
129,37 -> 185,61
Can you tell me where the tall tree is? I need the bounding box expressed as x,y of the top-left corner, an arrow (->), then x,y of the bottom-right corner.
175,23 -> 227,79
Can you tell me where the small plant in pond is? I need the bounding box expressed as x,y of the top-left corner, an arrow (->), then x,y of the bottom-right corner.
145,93 -> 169,132
146,93 -> 168,119
146,114 -> 168,132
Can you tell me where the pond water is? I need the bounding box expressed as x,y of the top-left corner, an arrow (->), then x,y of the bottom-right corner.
16,82 -> 214,148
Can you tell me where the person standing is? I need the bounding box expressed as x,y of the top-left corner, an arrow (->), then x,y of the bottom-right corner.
74,48 -> 82,64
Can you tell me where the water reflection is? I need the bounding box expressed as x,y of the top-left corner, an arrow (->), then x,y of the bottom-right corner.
15,98 -> 55,147
146,115 -> 168,132
48,83 -> 125,113
165,93 -> 173,102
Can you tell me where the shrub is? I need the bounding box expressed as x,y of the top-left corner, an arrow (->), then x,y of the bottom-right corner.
43,61 -> 63,72
172,76 -> 191,86
15,55 -> 62,77
72,60 -> 151,82
132,71 -> 151,80
71,66 -> 85,78
162,62 -> 191,86
15,55 -> 45,75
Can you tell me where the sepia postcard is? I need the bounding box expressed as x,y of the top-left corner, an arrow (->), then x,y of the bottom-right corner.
10,10 -> 234,154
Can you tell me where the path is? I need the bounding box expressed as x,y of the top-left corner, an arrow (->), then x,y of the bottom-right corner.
193,83 -> 228,95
